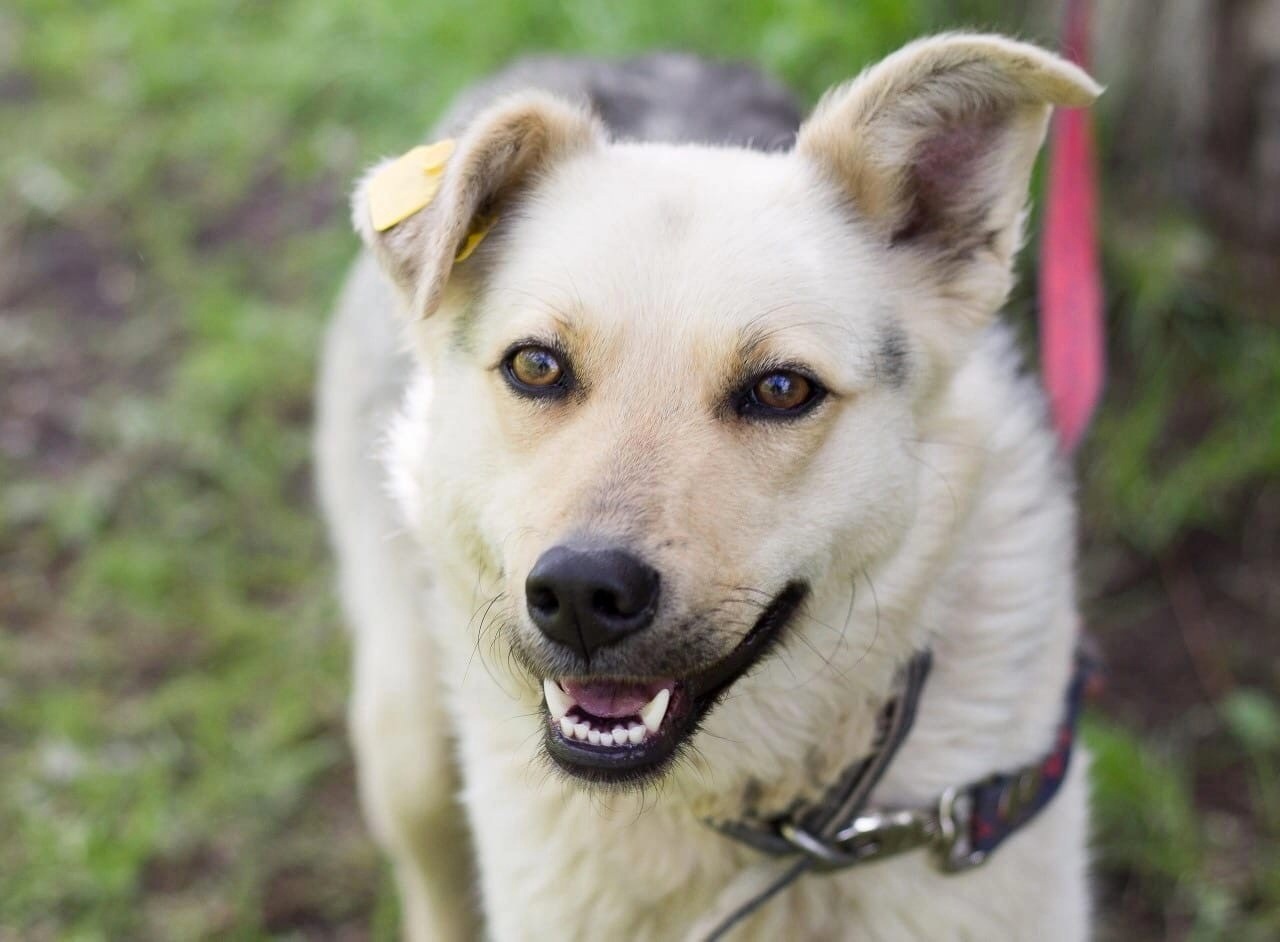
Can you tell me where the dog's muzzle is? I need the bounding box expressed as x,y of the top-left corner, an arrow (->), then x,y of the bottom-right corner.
538,582 -> 808,785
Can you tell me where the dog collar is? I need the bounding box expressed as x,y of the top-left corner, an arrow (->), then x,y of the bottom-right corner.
696,648 -> 1095,940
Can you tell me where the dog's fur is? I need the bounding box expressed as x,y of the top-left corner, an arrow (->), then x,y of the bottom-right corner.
316,36 -> 1101,940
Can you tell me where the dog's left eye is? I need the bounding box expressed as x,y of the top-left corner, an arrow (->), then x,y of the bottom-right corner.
740,369 -> 825,418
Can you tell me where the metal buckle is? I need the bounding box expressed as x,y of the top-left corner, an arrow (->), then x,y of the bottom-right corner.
777,808 -> 935,872
933,786 -> 988,872
776,821 -> 860,870
767,788 -> 994,875
833,808 -> 934,861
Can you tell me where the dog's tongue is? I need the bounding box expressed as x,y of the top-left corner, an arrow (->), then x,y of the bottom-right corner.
563,679 -> 671,719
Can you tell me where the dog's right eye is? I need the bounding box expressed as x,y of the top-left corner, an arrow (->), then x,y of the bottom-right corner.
502,344 -> 570,396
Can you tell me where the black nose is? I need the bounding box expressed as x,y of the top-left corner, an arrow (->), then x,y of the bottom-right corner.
525,545 -> 660,661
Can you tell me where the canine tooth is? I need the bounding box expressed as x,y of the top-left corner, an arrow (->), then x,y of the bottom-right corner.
574,723 -> 589,741
559,716 -> 574,738
640,688 -> 671,734
600,732 -> 614,747
588,729 -> 602,745
628,725 -> 645,745
543,678 -> 574,720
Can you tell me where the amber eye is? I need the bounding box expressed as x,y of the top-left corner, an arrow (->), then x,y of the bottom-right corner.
751,370 -> 816,413
504,345 -> 567,394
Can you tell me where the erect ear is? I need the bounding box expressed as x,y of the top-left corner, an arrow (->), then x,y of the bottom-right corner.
798,33 -> 1100,308
352,92 -> 605,319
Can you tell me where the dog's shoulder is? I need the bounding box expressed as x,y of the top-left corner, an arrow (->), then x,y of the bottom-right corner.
314,252 -> 413,538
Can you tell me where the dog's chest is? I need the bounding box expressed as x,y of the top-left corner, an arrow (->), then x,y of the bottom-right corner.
444,686 -> 730,936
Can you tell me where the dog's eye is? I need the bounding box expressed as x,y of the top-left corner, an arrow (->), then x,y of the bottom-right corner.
743,370 -> 823,417
755,372 -> 811,410
504,345 -> 568,394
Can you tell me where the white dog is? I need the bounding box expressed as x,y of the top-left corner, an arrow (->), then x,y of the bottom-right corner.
316,34 -> 1101,940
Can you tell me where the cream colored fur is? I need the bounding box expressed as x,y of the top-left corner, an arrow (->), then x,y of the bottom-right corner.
316,34 -> 1101,941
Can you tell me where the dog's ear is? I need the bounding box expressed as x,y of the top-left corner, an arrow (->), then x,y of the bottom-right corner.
352,92 -> 605,319
798,34 -> 1100,316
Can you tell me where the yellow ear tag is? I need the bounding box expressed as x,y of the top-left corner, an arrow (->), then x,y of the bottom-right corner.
454,213 -> 498,262
367,139 -> 456,232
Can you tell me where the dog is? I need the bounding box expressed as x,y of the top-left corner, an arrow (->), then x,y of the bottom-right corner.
315,34 -> 1101,940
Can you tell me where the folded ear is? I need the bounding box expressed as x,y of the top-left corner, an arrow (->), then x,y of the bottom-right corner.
352,92 -> 605,319
798,33 -> 1100,309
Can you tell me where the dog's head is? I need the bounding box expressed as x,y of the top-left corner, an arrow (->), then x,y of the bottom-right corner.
354,36 -> 1098,790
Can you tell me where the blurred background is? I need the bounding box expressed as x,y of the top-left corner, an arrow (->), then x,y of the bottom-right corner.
1,0 -> 1277,938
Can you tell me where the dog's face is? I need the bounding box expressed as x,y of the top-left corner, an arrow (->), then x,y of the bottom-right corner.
356,36 -> 1098,789
419,148 -> 924,782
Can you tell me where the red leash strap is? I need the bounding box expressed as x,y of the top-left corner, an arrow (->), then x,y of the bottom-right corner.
1039,0 -> 1103,453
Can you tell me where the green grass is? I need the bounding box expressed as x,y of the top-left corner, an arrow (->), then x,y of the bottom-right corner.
1085,694 -> 1280,940
1,1 -> 1276,939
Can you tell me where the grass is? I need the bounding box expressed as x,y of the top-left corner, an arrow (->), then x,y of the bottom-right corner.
1,1 -> 1276,939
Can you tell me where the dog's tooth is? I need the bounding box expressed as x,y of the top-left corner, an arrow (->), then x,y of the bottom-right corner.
587,729 -> 602,745
574,722 -> 589,741
640,688 -> 671,734
612,726 -> 627,742
543,678 -> 574,720
628,725 -> 645,745
559,716 -> 575,738
599,732 -> 615,747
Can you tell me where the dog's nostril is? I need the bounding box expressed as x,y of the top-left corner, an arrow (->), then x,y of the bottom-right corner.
592,588 -> 622,617
528,586 -> 559,616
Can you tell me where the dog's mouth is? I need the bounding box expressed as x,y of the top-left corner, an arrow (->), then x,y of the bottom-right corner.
541,582 -> 807,785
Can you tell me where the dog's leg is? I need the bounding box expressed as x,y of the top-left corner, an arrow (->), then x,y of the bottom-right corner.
350,596 -> 477,942
317,260 -> 479,940
328,463 -> 479,941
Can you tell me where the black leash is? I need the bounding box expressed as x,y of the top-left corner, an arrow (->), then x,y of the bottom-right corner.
699,857 -> 811,942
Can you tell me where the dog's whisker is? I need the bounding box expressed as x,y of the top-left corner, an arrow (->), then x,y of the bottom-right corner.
697,728 -> 746,748
852,566 -> 882,673
463,591 -> 506,685
902,445 -> 961,522
472,601 -> 526,701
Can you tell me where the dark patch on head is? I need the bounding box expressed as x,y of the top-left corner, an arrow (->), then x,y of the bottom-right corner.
585,54 -> 802,149
761,130 -> 798,152
876,322 -> 911,388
